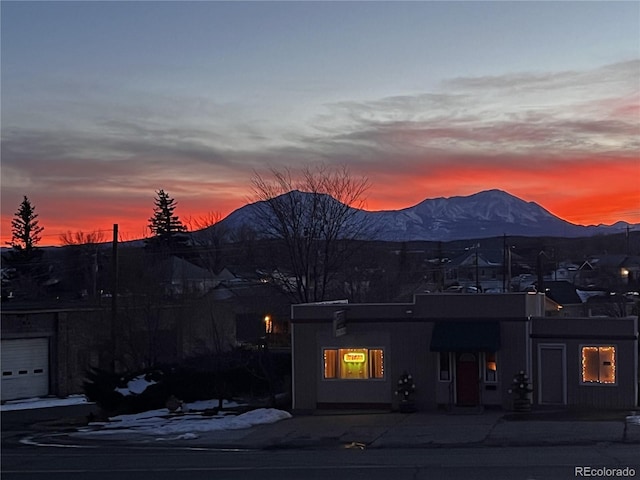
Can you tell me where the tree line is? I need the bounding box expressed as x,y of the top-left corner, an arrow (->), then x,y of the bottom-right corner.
3,164 -> 373,304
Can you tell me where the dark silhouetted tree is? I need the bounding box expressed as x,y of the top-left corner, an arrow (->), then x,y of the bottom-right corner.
7,196 -> 44,261
146,189 -> 188,252
3,196 -> 47,298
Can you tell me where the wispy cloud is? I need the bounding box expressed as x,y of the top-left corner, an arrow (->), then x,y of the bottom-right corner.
305,60 -> 639,156
2,61 -> 638,242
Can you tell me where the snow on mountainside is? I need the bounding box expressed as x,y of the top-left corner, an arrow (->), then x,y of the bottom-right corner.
212,189 -> 635,242
371,189 -> 584,241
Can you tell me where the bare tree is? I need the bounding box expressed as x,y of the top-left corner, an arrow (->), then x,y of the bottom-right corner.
250,163 -> 373,303
59,230 -> 107,246
185,212 -> 227,275
59,230 -> 108,298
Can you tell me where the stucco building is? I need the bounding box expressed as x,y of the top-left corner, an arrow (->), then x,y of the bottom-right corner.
290,293 -> 638,412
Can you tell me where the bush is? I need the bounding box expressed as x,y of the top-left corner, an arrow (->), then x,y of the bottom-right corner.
82,348 -> 292,415
83,367 -> 124,413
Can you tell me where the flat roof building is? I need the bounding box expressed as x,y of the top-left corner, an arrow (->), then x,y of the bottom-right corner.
290,293 -> 638,412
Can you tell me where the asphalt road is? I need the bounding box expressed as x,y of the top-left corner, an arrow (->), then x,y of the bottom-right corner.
2,443 -> 639,480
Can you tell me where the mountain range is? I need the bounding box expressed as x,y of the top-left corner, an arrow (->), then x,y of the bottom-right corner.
212,189 -> 636,242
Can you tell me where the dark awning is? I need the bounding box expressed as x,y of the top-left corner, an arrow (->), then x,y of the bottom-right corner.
430,321 -> 501,352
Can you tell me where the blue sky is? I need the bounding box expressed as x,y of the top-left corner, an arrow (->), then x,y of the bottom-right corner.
2,1 -> 639,243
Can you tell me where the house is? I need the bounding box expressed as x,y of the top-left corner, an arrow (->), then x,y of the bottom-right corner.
575,255 -> 640,291
443,248 -> 506,292
208,279 -> 292,346
159,256 -> 233,296
548,262 -> 580,283
290,293 -> 638,412
541,281 -> 584,316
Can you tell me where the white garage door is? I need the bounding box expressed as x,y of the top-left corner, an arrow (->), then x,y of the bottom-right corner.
1,338 -> 49,401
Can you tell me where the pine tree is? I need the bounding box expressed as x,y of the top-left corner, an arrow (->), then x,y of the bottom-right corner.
146,189 -> 187,251
7,196 -> 44,260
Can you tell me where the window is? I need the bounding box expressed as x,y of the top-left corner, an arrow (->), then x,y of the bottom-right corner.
323,349 -> 338,379
484,352 -> 498,383
581,346 -> 616,384
438,352 -> 451,381
323,348 -> 384,380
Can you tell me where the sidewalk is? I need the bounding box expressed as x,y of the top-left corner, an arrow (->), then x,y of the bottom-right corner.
54,408 -> 640,449
196,410 -> 640,450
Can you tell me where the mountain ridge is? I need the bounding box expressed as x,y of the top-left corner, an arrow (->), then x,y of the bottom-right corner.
213,189 -> 637,242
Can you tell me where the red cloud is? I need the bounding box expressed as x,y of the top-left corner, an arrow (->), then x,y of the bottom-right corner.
363,155 -> 640,226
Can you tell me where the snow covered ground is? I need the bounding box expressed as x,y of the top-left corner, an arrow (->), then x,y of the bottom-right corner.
76,402 -> 292,440
1,394 -> 90,411
2,394 -> 292,441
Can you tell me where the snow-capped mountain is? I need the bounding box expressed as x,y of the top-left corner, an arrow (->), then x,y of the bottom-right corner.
213,189 -> 635,242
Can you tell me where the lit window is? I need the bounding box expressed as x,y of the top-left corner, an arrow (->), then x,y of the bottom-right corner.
581,346 -> 616,384
484,352 -> 498,383
322,348 -> 384,380
323,349 -> 337,379
438,352 -> 451,382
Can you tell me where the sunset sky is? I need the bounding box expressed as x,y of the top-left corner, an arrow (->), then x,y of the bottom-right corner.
2,1 -> 639,246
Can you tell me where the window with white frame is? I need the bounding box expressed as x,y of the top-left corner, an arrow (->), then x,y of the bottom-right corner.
438,352 -> 451,381
323,348 -> 384,380
484,352 -> 498,383
581,345 -> 616,384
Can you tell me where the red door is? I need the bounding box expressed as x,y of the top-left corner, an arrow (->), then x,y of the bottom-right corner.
456,352 -> 479,406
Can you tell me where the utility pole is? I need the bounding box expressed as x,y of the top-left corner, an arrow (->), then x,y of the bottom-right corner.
92,249 -> 98,298
626,225 -> 630,255
437,241 -> 444,292
508,247 -> 513,292
475,243 -> 480,292
503,234 -> 507,293
111,224 -> 119,373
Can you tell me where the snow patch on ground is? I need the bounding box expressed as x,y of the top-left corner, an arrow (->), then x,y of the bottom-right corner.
1,395 -> 90,411
77,406 -> 292,439
114,375 -> 157,396
2,395 -> 292,441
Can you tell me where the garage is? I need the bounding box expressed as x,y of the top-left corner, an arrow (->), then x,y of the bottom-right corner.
1,338 -> 50,401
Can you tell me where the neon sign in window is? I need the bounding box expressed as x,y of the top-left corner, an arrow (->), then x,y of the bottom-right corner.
323,348 -> 384,380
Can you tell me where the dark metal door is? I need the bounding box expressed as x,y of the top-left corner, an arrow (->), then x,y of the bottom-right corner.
539,345 -> 566,404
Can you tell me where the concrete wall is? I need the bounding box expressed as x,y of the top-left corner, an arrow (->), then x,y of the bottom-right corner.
291,322 -> 319,411
292,319 -> 437,411
414,292 -> 545,318
498,319 -> 531,408
292,292 -> 546,321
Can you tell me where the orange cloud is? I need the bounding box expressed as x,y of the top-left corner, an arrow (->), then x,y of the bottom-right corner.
362,155 -> 640,226
2,162 -> 638,247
